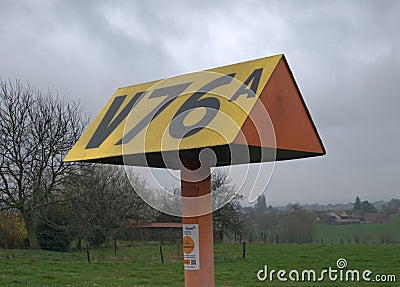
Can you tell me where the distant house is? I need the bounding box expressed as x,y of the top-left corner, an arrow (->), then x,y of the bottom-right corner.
318,211 -> 359,225
363,212 -> 389,223
139,223 -> 183,228
318,212 -> 340,224
119,221 -> 183,243
353,210 -> 363,219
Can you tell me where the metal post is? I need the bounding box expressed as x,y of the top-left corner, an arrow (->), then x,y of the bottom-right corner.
181,159 -> 214,287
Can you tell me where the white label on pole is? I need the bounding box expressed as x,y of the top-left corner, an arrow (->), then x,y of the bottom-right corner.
183,224 -> 200,270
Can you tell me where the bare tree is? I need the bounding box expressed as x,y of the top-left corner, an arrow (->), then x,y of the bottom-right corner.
254,194 -> 267,215
0,80 -> 85,249
278,208 -> 316,243
60,164 -> 158,245
211,169 -> 245,241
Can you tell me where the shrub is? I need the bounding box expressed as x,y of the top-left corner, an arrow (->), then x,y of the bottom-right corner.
37,223 -> 71,252
87,226 -> 106,247
36,203 -> 72,252
0,211 -> 28,248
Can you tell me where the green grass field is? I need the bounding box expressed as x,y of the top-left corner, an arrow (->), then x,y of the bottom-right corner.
315,221 -> 400,244
0,243 -> 398,287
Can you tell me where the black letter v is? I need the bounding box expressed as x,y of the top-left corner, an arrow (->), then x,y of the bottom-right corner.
86,91 -> 145,149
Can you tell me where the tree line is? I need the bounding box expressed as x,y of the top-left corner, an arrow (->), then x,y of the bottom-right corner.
0,79 -> 332,250
0,80 -> 253,250
0,80 -> 159,250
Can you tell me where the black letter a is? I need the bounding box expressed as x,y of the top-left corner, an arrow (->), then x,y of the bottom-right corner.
230,68 -> 263,101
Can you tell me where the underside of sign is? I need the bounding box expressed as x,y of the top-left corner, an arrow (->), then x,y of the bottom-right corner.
64,54 -> 325,168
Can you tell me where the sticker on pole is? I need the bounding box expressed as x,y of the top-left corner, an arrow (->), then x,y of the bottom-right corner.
183,224 -> 200,270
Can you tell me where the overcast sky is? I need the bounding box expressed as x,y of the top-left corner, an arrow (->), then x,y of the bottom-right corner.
1,0 -> 399,206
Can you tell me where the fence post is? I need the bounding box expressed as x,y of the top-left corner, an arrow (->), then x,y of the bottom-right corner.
86,243 -> 91,263
160,245 -> 164,263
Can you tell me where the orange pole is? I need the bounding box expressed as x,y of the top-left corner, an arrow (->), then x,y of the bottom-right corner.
181,159 -> 214,287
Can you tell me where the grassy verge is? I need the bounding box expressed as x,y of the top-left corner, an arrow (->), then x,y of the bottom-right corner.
0,243 -> 398,286
316,221 -> 400,244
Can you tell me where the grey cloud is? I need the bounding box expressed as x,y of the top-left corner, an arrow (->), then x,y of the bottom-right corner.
0,0 -> 398,205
